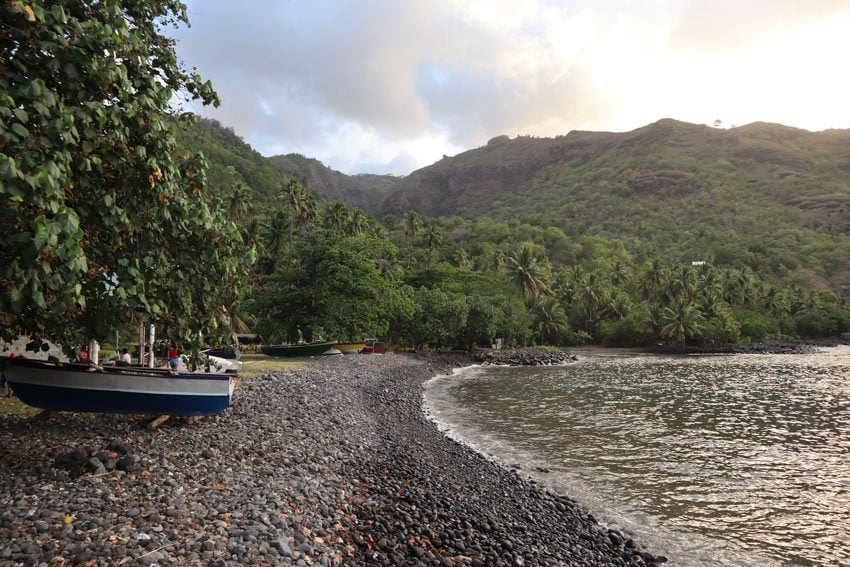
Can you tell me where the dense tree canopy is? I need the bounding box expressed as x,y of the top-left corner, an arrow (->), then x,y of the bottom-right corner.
249,232 -> 411,343
178,109 -> 850,351
0,1 -> 250,353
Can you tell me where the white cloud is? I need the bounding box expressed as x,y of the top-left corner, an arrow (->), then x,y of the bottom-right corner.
173,1 -> 850,175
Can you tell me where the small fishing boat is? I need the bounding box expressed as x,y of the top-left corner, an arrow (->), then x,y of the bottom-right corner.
1,356 -> 236,415
260,341 -> 338,357
205,347 -> 241,360
336,341 -> 367,354
361,339 -> 387,354
207,355 -> 242,373
143,353 -> 241,374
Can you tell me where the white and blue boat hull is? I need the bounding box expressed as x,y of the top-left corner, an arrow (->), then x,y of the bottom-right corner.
2,358 -> 236,415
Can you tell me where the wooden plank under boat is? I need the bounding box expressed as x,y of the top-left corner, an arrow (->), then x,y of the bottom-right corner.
336,341 -> 367,354
1,356 -> 236,415
260,341 -> 338,357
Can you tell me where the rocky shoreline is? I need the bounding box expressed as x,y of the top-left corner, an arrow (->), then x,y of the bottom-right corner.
0,353 -> 664,566
470,347 -> 578,366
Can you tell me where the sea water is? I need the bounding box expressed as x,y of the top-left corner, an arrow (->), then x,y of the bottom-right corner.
424,347 -> 850,566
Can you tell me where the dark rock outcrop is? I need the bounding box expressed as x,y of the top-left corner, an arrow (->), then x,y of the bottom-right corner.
471,347 -> 577,366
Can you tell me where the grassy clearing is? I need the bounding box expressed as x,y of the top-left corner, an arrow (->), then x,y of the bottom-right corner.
0,396 -> 39,417
238,353 -> 308,377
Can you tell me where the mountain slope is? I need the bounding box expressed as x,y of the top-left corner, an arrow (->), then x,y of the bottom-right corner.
381,119 -> 850,294
177,117 -> 291,210
269,154 -> 397,214
181,116 -> 850,295
178,118 -> 396,215
382,119 -> 850,221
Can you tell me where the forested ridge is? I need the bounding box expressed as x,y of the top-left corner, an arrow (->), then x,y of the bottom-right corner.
2,1 -> 847,354
179,118 -> 850,349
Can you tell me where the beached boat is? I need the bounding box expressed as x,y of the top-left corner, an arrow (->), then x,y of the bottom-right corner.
144,353 -> 241,374
260,341 -> 338,357
336,341 -> 367,354
1,356 -> 236,415
201,354 -> 243,373
204,347 -> 241,360
361,339 -> 387,354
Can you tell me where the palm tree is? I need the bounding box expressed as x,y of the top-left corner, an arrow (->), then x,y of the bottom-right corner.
382,214 -> 402,234
404,211 -> 421,240
605,290 -> 632,321
241,217 -> 261,248
453,248 -> 470,269
642,301 -> 665,341
258,209 -> 290,274
279,178 -> 317,237
639,259 -> 669,302
474,248 -> 506,273
665,265 -> 698,304
699,293 -> 727,320
323,201 -> 350,232
761,286 -> 791,319
347,208 -> 369,236
549,271 -> 577,305
529,296 -> 569,344
575,272 -> 606,313
371,224 -> 388,239
423,221 -> 443,264
610,261 -> 632,287
295,192 -> 318,235
227,180 -> 250,222
281,178 -> 304,241
697,265 -> 723,305
723,268 -> 756,307
660,300 -> 705,347
505,244 -> 545,298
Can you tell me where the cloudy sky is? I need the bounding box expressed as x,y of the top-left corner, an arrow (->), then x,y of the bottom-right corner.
172,0 -> 850,176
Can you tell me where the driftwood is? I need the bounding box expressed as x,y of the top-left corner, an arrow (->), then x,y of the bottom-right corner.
146,414 -> 204,430
145,414 -> 170,430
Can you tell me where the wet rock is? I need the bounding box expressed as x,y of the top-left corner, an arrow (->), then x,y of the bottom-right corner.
471,347 -> 577,366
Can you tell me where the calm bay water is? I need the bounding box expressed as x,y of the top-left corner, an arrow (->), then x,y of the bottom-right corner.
423,348 -> 850,566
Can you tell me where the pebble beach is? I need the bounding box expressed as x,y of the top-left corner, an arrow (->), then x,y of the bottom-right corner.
0,353 -> 664,566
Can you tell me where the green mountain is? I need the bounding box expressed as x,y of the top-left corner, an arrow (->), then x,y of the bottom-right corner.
177,117 -> 285,208
382,119 -> 850,295
181,116 -> 850,296
178,118 -> 395,214
268,153 -> 397,213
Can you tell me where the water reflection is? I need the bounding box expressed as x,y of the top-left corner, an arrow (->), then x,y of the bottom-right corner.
424,349 -> 850,566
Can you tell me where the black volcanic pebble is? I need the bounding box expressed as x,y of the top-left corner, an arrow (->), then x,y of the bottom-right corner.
0,352 -> 662,566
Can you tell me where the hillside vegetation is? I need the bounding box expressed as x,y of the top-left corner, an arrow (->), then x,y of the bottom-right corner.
383,119 -> 850,296
173,116 -> 849,350
183,117 -> 850,298
176,118 -> 396,215
7,2 -> 844,357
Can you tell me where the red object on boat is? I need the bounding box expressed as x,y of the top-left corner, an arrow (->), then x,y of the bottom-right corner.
361,339 -> 387,354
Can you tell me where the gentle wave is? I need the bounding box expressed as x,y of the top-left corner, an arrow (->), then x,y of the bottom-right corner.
424,348 -> 850,566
